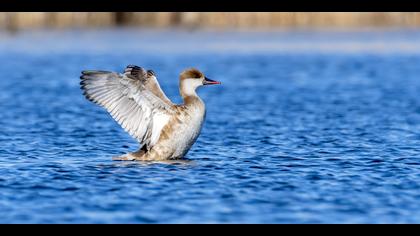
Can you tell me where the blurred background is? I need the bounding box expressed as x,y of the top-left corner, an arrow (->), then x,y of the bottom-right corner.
3,12 -> 420,55
2,12 -> 420,30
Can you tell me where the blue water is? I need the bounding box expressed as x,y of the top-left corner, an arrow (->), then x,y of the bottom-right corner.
0,29 -> 419,223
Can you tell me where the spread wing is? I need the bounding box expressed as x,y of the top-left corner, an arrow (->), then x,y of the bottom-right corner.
124,65 -> 173,106
80,70 -> 174,149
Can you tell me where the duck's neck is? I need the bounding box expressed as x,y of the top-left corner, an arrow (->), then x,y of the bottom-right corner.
181,93 -> 202,107
180,83 -> 201,106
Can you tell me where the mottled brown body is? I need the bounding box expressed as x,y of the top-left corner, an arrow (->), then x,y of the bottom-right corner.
128,96 -> 205,161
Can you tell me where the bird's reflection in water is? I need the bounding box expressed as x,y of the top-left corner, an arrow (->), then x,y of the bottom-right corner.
103,158 -> 196,168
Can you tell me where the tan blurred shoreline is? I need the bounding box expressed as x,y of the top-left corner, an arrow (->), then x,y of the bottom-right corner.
2,13 -> 420,31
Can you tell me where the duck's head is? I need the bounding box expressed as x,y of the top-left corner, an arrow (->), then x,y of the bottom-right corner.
179,68 -> 220,97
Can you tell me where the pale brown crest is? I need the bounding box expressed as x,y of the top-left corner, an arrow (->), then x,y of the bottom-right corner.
180,68 -> 204,81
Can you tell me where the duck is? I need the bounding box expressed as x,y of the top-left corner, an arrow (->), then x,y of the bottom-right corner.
80,65 -> 221,161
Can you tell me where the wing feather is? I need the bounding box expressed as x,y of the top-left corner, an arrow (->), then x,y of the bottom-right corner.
80,70 -> 174,148
124,65 -> 173,106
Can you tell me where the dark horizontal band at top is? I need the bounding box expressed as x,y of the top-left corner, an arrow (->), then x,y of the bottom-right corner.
1,0 -> 420,12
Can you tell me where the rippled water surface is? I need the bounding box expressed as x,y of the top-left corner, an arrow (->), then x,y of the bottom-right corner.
0,29 -> 419,223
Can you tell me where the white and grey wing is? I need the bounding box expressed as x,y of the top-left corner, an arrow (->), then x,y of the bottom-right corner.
124,65 -> 173,106
80,70 -> 173,148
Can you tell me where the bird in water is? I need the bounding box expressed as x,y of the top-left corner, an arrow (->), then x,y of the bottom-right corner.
80,65 -> 221,161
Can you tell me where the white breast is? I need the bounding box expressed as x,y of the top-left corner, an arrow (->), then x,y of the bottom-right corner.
172,105 -> 206,158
